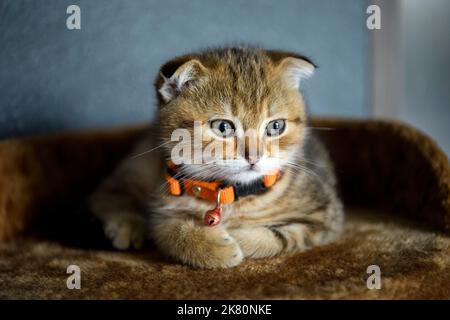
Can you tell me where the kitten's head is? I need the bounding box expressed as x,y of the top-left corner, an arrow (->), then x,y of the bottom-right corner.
155,47 -> 315,184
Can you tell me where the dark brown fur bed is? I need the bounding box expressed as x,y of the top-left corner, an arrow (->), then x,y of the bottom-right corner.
0,118 -> 449,299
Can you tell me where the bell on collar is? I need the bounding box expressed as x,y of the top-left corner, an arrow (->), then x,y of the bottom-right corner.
204,189 -> 222,227
204,206 -> 222,226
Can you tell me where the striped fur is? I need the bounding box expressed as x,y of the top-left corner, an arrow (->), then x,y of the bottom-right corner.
89,47 -> 344,268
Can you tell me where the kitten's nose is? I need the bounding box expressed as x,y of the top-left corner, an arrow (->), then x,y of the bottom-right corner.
243,134 -> 262,165
246,155 -> 259,165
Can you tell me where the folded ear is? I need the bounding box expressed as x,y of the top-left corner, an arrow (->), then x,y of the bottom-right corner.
266,50 -> 316,89
155,56 -> 207,103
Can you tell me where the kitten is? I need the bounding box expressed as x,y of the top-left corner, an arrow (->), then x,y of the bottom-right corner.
89,47 -> 344,268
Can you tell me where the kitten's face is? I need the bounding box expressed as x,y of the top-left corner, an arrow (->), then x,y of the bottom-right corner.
156,48 -> 314,184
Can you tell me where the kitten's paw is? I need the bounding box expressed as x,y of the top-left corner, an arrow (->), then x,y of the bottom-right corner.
157,223 -> 244,269
187,227 -> 244,268
104,214 -> 146,250
229,227 -> 284,259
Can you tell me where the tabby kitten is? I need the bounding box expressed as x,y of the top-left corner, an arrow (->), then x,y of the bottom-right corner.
89,47 -> 344,268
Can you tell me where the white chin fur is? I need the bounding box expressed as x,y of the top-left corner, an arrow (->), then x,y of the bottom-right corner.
223,170 -> 265,184
181,157 -> 281,184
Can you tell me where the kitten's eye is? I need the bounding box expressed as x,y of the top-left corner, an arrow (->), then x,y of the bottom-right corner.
266,119 -> 286,137
210,119 -> 235,138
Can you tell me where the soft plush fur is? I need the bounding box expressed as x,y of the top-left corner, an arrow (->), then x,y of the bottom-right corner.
0,118 -> 449,299
89,47 -> 343,268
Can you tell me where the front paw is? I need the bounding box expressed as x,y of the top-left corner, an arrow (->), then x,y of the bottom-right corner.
104,214 -> 146,250
188,227 -> 244,268
158,222 -> 243,268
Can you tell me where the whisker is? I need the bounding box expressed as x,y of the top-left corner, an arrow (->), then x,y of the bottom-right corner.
129,140 -> 172,159
284,162 -> 323,184
290,155 -> 328,168
305,126 -> 335,131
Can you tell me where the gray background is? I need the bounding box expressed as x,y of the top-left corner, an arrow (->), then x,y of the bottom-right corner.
401,0 -> 450,155
1,0 -> 448,157
0,0 -> 370,137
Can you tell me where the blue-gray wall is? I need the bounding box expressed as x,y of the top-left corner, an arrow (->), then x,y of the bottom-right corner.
401,0 -> 450,155
0,0 -> 370,138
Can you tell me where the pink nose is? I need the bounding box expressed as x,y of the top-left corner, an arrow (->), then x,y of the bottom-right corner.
247,156 -> 259,165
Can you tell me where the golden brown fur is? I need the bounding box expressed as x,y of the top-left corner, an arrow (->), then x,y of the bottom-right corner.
89,47 -> 344,268
1,118 -> 450,298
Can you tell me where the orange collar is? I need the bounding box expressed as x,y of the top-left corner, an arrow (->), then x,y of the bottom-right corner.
165,161 -> 281,205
